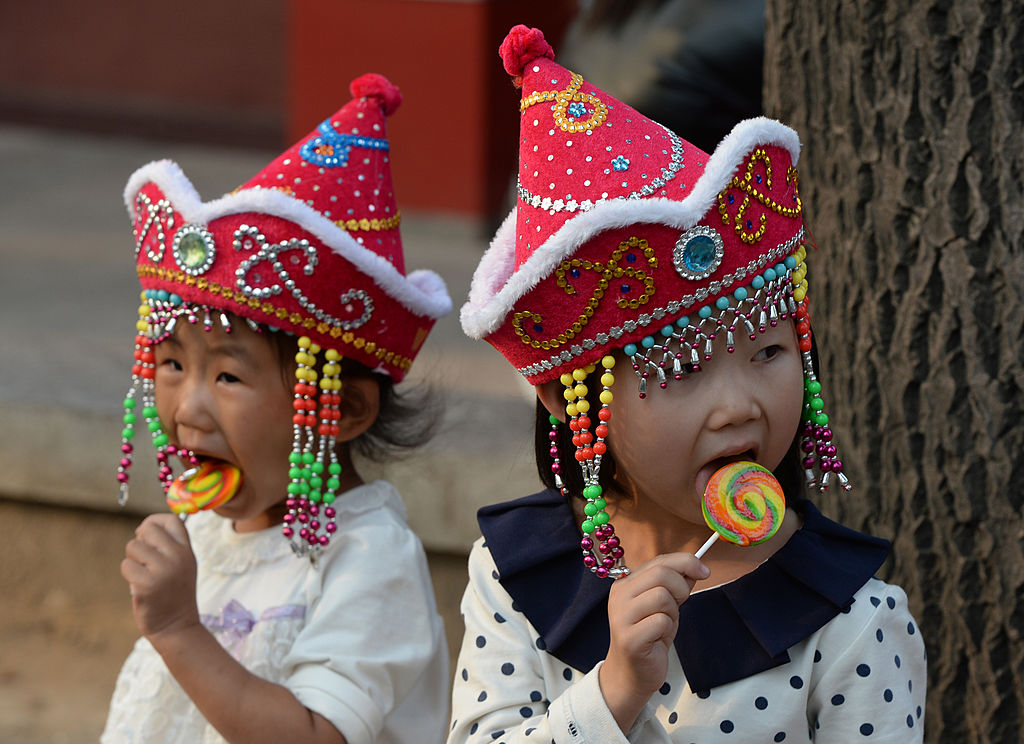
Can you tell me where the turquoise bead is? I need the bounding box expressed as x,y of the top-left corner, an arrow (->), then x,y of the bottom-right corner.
752,276 -> 765,290
715,296 -> 730,310
623,343 -> 637,356
764,268 -> 777,281
734,287 -> 748,301
784,256 -> 797,269
661,325 -> 674,337
641,336 -> 655,349
698,305 -> 712,319
675,315 -> 689,328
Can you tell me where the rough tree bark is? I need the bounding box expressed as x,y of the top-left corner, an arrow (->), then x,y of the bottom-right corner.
764,1 -> 1024,742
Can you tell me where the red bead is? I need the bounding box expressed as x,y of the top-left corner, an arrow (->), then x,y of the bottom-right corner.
571,434 -> 581,447
579,431 -> 593,445
318,424 -> 331,435
330,424 -> 340,436
574,449 -> 587,462
569,419 -> 581,432
577,416 -> 591,430
597,407 -> 612,422
799,338 -> 813,352
304,414 -> 317,427
293,413 -> 306,425
595,424 -> 609,438
140,368 -> 155,379
797,320 -> 810,335
293,399 -> 306,410
593,442 -> 607,455
131,364 -> 142,376
580,447 -> 594,460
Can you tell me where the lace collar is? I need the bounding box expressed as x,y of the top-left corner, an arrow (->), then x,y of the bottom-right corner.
478,491 -> 890,693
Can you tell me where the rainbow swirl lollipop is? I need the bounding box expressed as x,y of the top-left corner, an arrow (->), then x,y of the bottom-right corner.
695,461 -> 786,557
166,460 -> 242,515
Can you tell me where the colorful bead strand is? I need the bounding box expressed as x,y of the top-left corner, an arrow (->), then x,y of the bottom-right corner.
564,355 -> 627,579
311,348 -> 343,547
284,336 -> 320,555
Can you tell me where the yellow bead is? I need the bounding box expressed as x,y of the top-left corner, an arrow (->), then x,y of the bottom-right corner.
325,349 -> 341,362
576,399 -> 591,413
136,320 -> 149,332
572,368 -> 587,381
323,363 -> 340,376
309,343 -> 321,355
584,364 -> 596,374
794,285 -> 807,302
600,373 -> 615,387
295,352 -> 308,365
560,373 -> 574,386
599,390 -> 613,404
573,384 -> 588,399
601,355 -> 615,369
138,304 -> 150,317
320,378 -> 331,389
139,291 -> 147,302
563,387 -> 575,401
298,336 -> 312,349
332,378 -> 343,391
566,403 -> 578,417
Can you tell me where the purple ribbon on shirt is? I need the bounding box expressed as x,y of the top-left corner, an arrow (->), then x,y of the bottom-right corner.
201,600 -> 306,656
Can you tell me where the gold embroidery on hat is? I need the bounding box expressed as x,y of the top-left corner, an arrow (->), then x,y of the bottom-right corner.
513,237 -> 657,349
520,71 -> 608,133
717,149 -> 802,245
333,211 -> 401,232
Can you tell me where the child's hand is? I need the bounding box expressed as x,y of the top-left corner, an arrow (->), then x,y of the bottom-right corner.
599,552 -> 709,732
121,514 -> 200,640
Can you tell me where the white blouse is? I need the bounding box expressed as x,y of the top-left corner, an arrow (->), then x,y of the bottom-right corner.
448,538 -> 926,743
102,480 -> 449,744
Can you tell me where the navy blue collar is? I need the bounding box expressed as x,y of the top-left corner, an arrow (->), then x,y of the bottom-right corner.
478,491 -> 890,693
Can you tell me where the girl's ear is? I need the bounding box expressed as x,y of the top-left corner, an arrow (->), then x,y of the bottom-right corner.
336,376 -> 381,442
534,379 -> 566,423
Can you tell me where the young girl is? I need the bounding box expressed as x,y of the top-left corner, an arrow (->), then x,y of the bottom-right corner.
101,74 -> 453,744
449,26 -> 926,742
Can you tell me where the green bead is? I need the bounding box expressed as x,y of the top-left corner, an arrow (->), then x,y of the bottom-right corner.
815,412 -> 829,426
327,477 -> 341,490
594,498 -> 607,511
581,519 -> 596,534
308,490 -> 321,503
310,476 -> 323,489
582,484 -> 603,499
289,467 -> 303,479
311,462 -> 325,474
287,482 -> 302,495
122,413 -> 137,424
142,406 -> 158,419
328,463 -> 342,475
593,511 -> 610,526
147,420 -> 162,432
810,397 -> 824,411
302,452 -> 315,465
123,398 -> 136,410
806,380 -> 822,394
289,452 -> 302,464
121,427 -> 135,440
584,502 -> 598,517
152,433 -> 169,447
548,414 -> 560,425
322,492 -> 335,504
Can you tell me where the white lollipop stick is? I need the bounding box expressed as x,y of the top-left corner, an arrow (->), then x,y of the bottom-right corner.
694,532 -> 719,559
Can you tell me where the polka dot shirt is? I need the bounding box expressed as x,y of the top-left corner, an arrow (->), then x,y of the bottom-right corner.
447,539 -> 926,743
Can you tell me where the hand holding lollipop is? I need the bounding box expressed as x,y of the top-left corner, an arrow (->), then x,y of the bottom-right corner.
694,461 -> 786,558
166,460 -> 241,516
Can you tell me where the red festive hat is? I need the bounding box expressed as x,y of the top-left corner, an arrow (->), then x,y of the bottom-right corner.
126,73 -> 451,382
461,26 -> 806,384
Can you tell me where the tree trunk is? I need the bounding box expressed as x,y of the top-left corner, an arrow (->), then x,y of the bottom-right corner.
763,1 -> 1024,742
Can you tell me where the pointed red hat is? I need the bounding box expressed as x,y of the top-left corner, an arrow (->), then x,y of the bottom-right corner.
126,74 -> 451,381
461,26 -> 806,383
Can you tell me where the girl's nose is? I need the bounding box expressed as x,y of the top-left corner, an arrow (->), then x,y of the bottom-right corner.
168,380 -> 216,444
705,371 -> 762,431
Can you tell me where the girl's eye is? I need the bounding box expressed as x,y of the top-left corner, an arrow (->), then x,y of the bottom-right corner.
754,345 -> 783,362
161,358 -> 183,371
217,372 -> 241,383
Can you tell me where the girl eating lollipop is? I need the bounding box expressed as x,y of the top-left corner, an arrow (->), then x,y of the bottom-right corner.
448,26 -> 926,743
101,75 -> 452,744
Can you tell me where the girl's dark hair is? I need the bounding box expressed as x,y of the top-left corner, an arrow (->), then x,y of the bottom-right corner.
263,325 -> 440,462
534,331 -> 821,505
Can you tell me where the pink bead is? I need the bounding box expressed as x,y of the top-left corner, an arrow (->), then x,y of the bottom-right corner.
820,460 -> 833,472
601,557 -> 615,569
166,445 -> 178,455
325,507 -> 336,518
121,443 -> 133,454
119,458 -> 131,468
310,520 -> 320,531
309,504 -> 319,516
286,498 -> 297,508
551,463 -> 561,474
299,528 -> 310,538
549,446 -> 559,457
155,451 -> 167,462
548,430 -> 558,440
595,567 -> 610,579
607,536 -> 620,549
832,460 -> 844,471
598,542 -> 608,554
583,554 -> 597,568
283,513 -> 295,524
282,527 -> 294,538
319,535 -> 330,546
325,522 -> 337,533
298,513 -> 309,523
117,472 -> 129,482
580,537 -> 593,550
611,547 -> 624,559
801,440 -> 815,453
803,456 -> 816,469
822,428 -> 833,441
825,445 -> 837,457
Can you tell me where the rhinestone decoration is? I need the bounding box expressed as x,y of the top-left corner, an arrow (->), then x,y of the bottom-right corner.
300,118 -> 389,168
673,225 -> 725,281
172,224 -> 216,276
133,193 -> 175,263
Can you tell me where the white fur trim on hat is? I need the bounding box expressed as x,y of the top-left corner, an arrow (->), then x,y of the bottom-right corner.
125,160 -> 452,320
461,118 -> 800,338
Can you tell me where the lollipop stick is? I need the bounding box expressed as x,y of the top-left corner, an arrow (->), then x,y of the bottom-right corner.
694,532 -> 719,559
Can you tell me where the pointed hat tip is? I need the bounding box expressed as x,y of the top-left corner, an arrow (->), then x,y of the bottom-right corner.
350,73 -> 402,116
499,25 -> 554,78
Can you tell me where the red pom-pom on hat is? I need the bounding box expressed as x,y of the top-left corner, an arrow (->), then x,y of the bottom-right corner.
350,73 -> 402,116
499,25 -> 554,78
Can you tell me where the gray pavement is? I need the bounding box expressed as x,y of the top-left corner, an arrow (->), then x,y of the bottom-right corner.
0,124 -> 539,554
